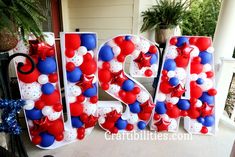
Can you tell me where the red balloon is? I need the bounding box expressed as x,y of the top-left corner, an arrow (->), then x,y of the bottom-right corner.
160,81 -> 172,94
102,62 -> 110,69
80,59 -> 97,75
167,106 -> 181,118
180,110 -> 188,117
41,90 -> 60,105
26,55 -> 38,65
77,95 -> 85,102
153,113 -> 160,120
35,101 -> 45,110
118,90 -> 126,98
90,96 -> 98,104
200,126 -> 208,134
208,88 -> 217,96
83,53 -> 92,60
120,40 -> 135,55
188,108 -> 200,119
138,112 -> 151,121
53,103 -> 63,112
114,36 -> 124,45
101,83 -> 109,90
77,132 -> 85,140
117,54 -> 125,62
98,69 -> 112,83
102,121 -> 115,130
65,49 -> 75,58
122,92 -> 136,104
110,127 -> 118,134
190,84 -> 203,99
189,37 -> 198,45
65,34 -> 81,50
175,56 -> 189,67
126,124 -> 134,131
32,136 -> 41,145
80,113 -> 89,123
193,56 -> 201,63
48,73 -> 58,83
166,102 -> 174,109
55,134 -> 64,141
132,87 -> 140,94
18,64 -> 40,83
191,62 -> 203,74
195,37 -> 211,51
149,45 -> 158,54
77,127 -> 85,134
145,69 -> 153,77
170,37 -> 177,45
70,102 -> 83,116
206,71 -> 214,78
162,70 -> 168,76
46,49 -> 55,57
47,119 -> 64,136
66,62 -> 75,72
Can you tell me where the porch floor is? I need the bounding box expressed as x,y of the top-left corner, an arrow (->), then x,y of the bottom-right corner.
23,122 -> 235,157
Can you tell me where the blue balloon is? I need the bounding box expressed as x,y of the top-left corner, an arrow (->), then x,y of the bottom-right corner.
155,102 -> 166,114
40,132 -> 55,147
81,34 -> 96,50
25,108 -> 43,120
176,37 -> 189,47
199,51 -> 212,64
129,101 -> 141,113
196,78 -> 204,85
169,77 -> 179,86
99,45 -> 114,61
163,59 -> 176,71
199,92 -> 214,105
83,84 -> 97,97
41,83 -> 55,95
125,35 -> 132,40
71,117 -> 84,128
177,99 -> 190,110
115,118 -> 128,130
149,53 -> 158,65
202,116 -> 215,127
122,79 -> 135,91
37,57 -> 57,74
67,67 -> 82,83
137,121 -> 146,130
197,117 -> 205,123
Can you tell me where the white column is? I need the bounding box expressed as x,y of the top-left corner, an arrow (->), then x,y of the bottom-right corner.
213,0 -> 235,64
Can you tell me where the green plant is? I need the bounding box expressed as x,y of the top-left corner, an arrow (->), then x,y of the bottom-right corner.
0,0 -> 46,42
181,0 -> 221,37
140,0 -> 190,32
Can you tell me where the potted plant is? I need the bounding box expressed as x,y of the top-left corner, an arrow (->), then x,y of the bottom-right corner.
140,0 -> 189,44
0,0 -> 45,52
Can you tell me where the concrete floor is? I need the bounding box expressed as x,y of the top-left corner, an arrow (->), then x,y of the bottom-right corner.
23,122 -> 235,157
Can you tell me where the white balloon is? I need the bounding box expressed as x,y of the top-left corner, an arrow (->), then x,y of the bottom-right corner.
112,46 -> 121,56
136,39 -> 150,53
207,47 -> 214,53
168,97 -> 179,104
203,64 -> 212,72
98,107 -> 112,115
127,113 -> 139,124
83,102 -> 97,115
42,106 -> 53,116
190,74 -> 198,81
66,52 -> 83,66
132,50 -> 141,59
157,92 -> 166,102
64,129 -> 77,142
190,46 -> 200,57
107,84 -> 120,96
24,100 -> 35,110
98,61 -> 103,68
27,120 -> 34,128
21,82 -> 41,100
199,73 -> 207,79
48,111 -> 61,121
109,60 -> 123,73
107,40 -> 117,47
68,83 -> 81,96
137,90 -> 149,103
68,96 -> 77,103
44,34 -> 55,46
131,36 -> 140,44
200,78 -> 213,91
38,74 -> 48,84
166,45 -> 178,59
175,68 -> 186,80
161,114 -> 170,121
78,46 -> 87,55
98,116 -> 106,124
195,100 -> 202,107
167,70 -> 176,78
88,50 -> 94,58
190,120 -> 202,132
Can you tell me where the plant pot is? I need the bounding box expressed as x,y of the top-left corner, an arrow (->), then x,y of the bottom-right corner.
0,28 -> 18,52
155,28 -> 175,44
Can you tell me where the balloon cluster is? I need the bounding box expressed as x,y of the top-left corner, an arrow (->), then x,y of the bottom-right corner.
17,33 -> 64,147
98,35 -> 158,133
152,36 -> 216,134
0,99 -> 25,135
64,33 -> 98,140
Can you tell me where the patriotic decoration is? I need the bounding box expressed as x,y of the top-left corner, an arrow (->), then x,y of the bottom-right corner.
150,36 -> 216,135
98,35 -> 159,133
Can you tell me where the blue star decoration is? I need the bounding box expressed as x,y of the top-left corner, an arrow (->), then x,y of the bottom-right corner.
0,99 -> 25,135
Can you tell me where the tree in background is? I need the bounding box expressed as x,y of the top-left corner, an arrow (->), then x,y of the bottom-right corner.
181,0 -> 221,37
